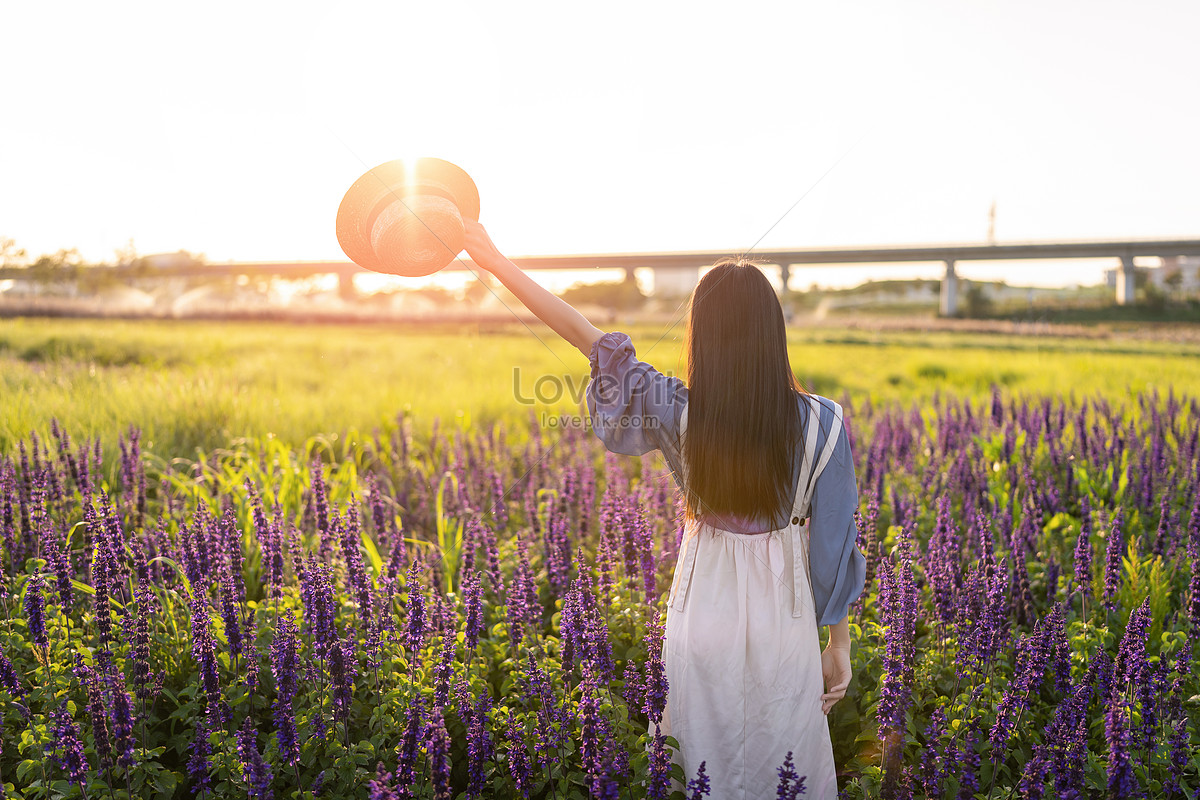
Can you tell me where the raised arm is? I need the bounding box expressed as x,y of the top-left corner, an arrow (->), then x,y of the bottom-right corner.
464,220 -> 604,357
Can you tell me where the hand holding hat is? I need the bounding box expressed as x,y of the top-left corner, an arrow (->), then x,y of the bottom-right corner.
335,158 -> 480,277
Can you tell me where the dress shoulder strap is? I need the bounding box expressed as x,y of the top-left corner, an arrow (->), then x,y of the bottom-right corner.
792,395 -> 844,519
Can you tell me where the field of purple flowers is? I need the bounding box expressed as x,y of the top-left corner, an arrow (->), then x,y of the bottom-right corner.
0,386 -> 1197,799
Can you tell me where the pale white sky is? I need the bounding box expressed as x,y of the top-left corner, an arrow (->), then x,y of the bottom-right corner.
3,0 -> 1198,288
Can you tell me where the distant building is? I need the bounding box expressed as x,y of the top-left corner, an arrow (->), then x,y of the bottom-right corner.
140,250 -> 200,270
1104,257 -> 1199,295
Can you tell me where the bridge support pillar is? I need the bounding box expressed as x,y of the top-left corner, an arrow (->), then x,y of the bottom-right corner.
337,268 -> 358,302
1116,255 -> 1136,305
939,259 -> 958,316
779,263 -> 793,322
652,265 -> 700,297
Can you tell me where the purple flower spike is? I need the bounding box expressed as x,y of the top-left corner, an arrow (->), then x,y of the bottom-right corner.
236,718 -> 274,800
403,559 -> 426,657
687,761 -> 711,799
188,591 -> 222,718
188,717 -> 213,796
775,751 -> 805,799
642,616 -> 668,724
427,706 -> 454,799
647,724 -> 673,800
23,572 -> 48,651
271,613 -> 301,766
368,765 -> 399,800
0,645 -> 24,699
50,706 -> 89,791
1102,510 -> 1125,611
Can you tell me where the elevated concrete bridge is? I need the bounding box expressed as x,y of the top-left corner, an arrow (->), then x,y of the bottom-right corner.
4,237 -> 1197,315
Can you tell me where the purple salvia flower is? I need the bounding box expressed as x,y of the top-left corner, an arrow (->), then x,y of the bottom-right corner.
367,474 -> 393,551
1165,712 -> 1190,797
876,537 -> 918,736
463,568 -> 484,650
621,658 -> 644,715
594,738 -> 625,800
178,519 -> 204,590
541,504 -> 572,594
687,761 -> 711,799
1187,509 -> 1200,635
75,658 -> 113,772
647,724 -> 674,800
368,765 -> 399,800
1073,496 -> 1093,603
271,613 -> 300,765
108,671 -> 136,767
775,750 -> 807,799
480,520 -> 503,595
1047,683 -> 1093,794
220,506 -> 246,610
47,535 -> 74,611
327,635 -> 356,725
919,707 -> 946,797
0,644 -> 23,699
953,718 -> 981,800
1087,647 -> 1115,704
188,591 -> 222,718
1017,749 -> 1051,800
520,651 -> 564,756
427,706 -> 454,800
460,517 -> 477,575
466,690 -> 495,799
248,489 -> 282,600
505,540 -> 538,650
504,714 -> 533,799
217,560 -> 243,659
1043,603 -> 1072,696
1009,524 -> 1035,627
23,571 -> 48,651
489,468 -> 509,532
395,692 -> 426,791
403,559 -> 426,657
300,555 -> 337,655
338,505 -> 373,623
310,460 -> 333,562
578,666 -> 610,791
1116,596 -> 1155,751
927,496 -> 961,628
1102,509 -> 1125,612
49,706 -> 89,791
643,616 -> 668,724
633,506 -> 658,604
433,631 -> 456,709
990,624 -> 1050,754
1104,696 -> 1139,799
236,717 -> 274,800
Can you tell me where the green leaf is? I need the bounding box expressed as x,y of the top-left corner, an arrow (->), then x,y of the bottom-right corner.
17,759 -> 41,783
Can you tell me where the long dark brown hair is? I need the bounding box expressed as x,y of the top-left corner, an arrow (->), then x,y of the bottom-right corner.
682,257 -> 806,522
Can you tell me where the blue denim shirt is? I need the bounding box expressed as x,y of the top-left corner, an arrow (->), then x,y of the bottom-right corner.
584,330 -> 866,626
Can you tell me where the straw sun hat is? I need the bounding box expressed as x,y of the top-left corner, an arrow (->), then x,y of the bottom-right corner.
335,158 -> 480,277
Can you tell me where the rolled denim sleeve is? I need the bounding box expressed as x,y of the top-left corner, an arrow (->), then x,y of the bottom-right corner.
585,331 -> 687,457
809,418 -> 867,626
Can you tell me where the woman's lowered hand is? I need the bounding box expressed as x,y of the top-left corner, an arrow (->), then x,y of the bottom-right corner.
820,645 -> 851,715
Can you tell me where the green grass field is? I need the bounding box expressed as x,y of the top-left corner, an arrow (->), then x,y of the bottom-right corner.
2,316 -> 1199,461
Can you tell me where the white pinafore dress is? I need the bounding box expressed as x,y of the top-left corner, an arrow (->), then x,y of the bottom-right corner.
658,394 -> 844,800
